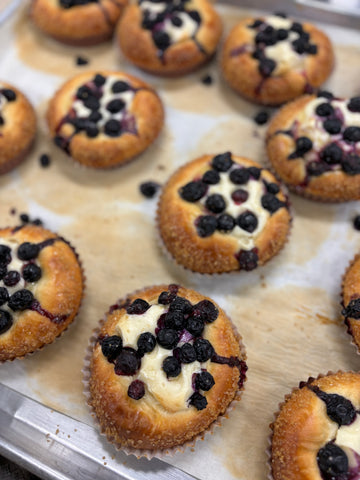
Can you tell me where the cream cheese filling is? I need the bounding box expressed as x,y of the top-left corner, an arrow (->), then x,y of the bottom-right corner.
335,414 -> 360,456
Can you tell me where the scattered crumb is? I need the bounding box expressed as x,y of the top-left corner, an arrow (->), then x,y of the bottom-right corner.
68,435 -> 71,438
76,56 -> 89,66
157,164 -> 165,170
10,208 -> 16,215
104,462 -> 107,466
254,110 -> 269,126
55,428 -> 59,435
39,153 -> 51,168
74,429 -> 77,432
139,181 -> 161,199
102,456 -> 106,460
201,74 -> 213,86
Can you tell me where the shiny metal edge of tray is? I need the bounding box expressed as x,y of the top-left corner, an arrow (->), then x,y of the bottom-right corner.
1,0 -> 360,479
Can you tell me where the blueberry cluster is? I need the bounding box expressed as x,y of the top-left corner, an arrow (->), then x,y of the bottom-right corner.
248,13 -> 317,78
55,74 -> 136,151
59,0 -> 98,8
139,0 -> 201,54
101,287 -> 225,410
0,242 -> 42,336
287,93 -> 360,178
342,297 -> 360,320
0,88 -> 16,127
310,385 -> 357,479
179,152 -> 286,237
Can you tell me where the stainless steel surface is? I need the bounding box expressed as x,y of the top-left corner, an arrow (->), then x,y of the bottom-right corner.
0,384 -> 196,480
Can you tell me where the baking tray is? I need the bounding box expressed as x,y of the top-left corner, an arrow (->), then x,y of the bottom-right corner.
1,1 -> 360,479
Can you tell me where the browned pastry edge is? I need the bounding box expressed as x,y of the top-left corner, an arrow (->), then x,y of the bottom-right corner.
221,17 -> 334,106
270,371 -> 360,480
88,284 -> 246,450
115,0 -> 222,76
46,70 -> 164,169
0,82 -> 37,173
266,95 -> 360,201
341,253 -> 360,352
157,154 -> 292,274
30,0 -> 128,46
0,225 -> 84,362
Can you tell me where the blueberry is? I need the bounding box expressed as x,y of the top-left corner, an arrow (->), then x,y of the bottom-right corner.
194,338 -> 214,362
128,379 -> 145,400
248,167 -> 261,179
0,245 -> 11,264
307,161 -> 330,176
217,214 -> 235,232
317,90 -> 334,100
189,392 -> 207,410
8,289 -> 34,311
341,154 -> 360,175
276,28 -> 288,41
348,96 -> 360,112
114,348 -> 140,376
152,30 -> 171,50
169,297 -> 193,314
266,182 -> 280,194
20,213 -> 29,223
162,356 -> 181,377
261,193 -> 285,213
252,49 -> 264,60
93,74 -> 106,87
126,298 -> 150,315
237,248 -> 259,271
84,96 -> 100,111
259,58 -> 276,77
17,242 -> 40,261
254,111 -> 269,125
179,181 -> 207,202
195,371 -> 215,391
231,189 -> 249,204
248,19 -> 263,29
342,298 -> 360,318
2,89 -> 16,102
111,81 -> 130,93
76,85 -> 92,100
343,126 -> 360,143
275,11 -> 287,18
40,154 -> 50,167
353,216 -> 360,231
201,74 -> 213,86
179,343 -> 197,363
0,287 -> 9,306
320,143 -> 343,164
255,30 -> 277,47
171,15 -> 183,27
156,328 -> 179,349
230,168 -> 250,185
158,290 -> 177,305
323,118 -> 342,134
88,111 -> 102,123
237,211 -> 258,233
317,443 -> 348,478
139,181 -> 160,198
192,300 -> 218,323
306,44 -> 317,54
106,99 -> 125,113
317,390 -> 356,426
0,310 -> 12,334
295,136 -> 313,155
85,125 -> 99,138
101,335 -> 123,361
205,194 -> 226,214
188,10 -> 201,23
202,170 -> 220,185
196,215 -> 217,237
137,332 -> 156,355
186,316 -> 204,337
0,264 -> 6,280
290,22 -> 303,34
4,271 -> 20,287
212,152 -> 233,172
164,310 -> 186,330
104,119 -> 121,137
316,103 -> 334,117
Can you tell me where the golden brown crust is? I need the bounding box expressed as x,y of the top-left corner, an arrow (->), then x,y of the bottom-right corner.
88,284 -> 246,450
46,70 -> 164,169
30,0 -> 128,46
0,225 -> 84,362
270,372 -> 360,480
266,95 -> 360,202
115,0 -> 222,76
221,17 -> 334,106
0,82 -> 37,175
341,254 -> 360,352
157,154 -> 292,274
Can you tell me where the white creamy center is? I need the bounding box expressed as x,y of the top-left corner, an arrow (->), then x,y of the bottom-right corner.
202,170 -> 269,250
115,304 -> 204,412
335,414 -> 360,455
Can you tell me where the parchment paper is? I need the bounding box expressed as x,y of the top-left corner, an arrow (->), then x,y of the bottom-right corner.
1,3 -> 360,479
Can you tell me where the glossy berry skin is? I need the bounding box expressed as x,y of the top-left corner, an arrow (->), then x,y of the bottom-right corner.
317,443 -> 348,478
205,194 -> 226,214
317,390 -> 356,426
180,181 -> 207,202
189,392 -> 207,410
126,298 -> 150,315
192,300 -> 218,323
162,356 -> 181,377
179,343 -> 197,363
0,245 -> 11,264
202,170 -> 220,185
230,168 -> 250,185
137,332 -> 156,355
168,297 -> 193,314
342,298 -> 360,318
101,335 -> 123,361
156,328 -> 179,349
261,194 -> 285,214
128,380 -> 145,400
0,310 -> 13,335
194,338 -> 214,362
22,264 -> 42,282
186,316 -> 205,337
114,348 -> 141,376
3,271 -> 20,287
164,310 -> 186,331
237,211 -> 258,233
217,214 -> 235,232
237,249 -> 258,271
195,371 -> 215,391
212,152 -> 233,172
8,289 -> 34,311
196,215 -> 217,238
17,242 -> 40,261
0,287 -> 9,306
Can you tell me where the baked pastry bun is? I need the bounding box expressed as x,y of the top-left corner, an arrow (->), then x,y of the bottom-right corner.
115,0 -> 222,76
47,71 -> 164,169
342,254 -> 360,351
157,153 -> 292,274
0,82 -> 36,175
30,0 -> 128,46
270,372 -> 360,480
266,92 -> 360,201
87,284 -> 247,451
221,12 -> 334,105
0,225 -> 84,362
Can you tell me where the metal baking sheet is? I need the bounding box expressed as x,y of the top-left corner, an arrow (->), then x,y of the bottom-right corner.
1,1 -> 360,480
